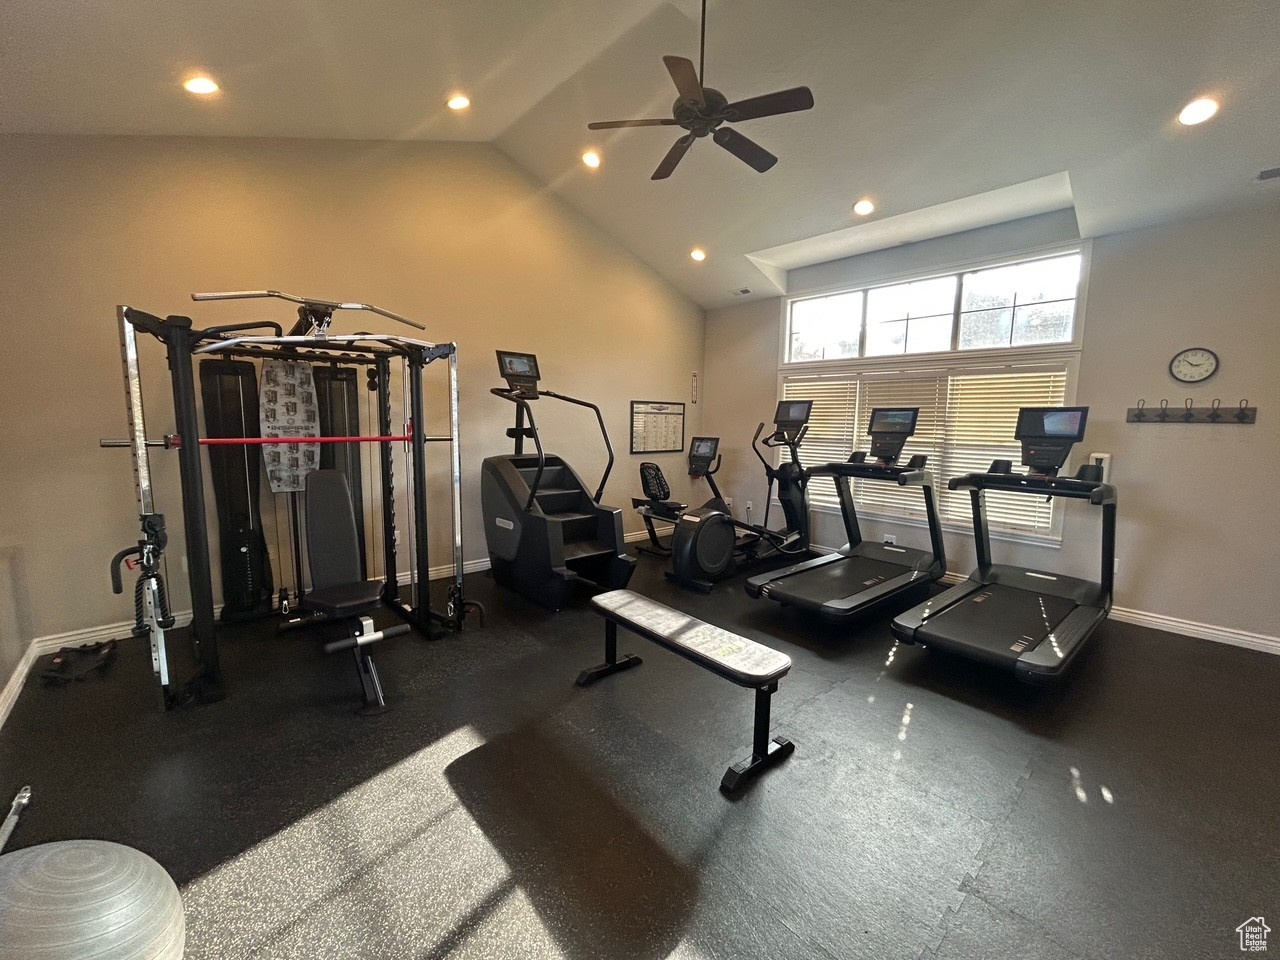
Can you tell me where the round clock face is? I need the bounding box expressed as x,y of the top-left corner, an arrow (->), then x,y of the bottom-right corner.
1169,347 -> 1219,383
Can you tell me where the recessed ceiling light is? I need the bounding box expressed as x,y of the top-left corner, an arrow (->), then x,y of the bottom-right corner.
183,76 -> 219,96
1177,97 -> 1219,126
852,198 -> 876,216
690,248 -> 707,262
447,94 -> 471,111
581,150 -> 601,169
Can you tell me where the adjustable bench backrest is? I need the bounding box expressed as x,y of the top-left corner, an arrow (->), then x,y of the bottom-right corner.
306,469 -> 363,590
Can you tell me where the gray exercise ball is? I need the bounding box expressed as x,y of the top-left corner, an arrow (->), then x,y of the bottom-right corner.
0,839 -> 184,959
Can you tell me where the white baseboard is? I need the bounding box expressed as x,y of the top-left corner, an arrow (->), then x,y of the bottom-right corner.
1108,606 -> 1280,654
0,643 -> 41,732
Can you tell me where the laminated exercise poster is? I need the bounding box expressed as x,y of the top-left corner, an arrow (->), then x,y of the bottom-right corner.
259,359 -> 320,493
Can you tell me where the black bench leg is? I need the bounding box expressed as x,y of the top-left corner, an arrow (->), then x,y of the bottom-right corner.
576,620 -> 643,687
720,682 -> 794,794
354,648 -> 389,715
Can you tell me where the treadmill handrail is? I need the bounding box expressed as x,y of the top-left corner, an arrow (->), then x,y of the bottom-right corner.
949,472 -> 1116,505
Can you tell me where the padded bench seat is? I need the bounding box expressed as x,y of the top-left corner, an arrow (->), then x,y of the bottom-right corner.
578,589 -> 795,793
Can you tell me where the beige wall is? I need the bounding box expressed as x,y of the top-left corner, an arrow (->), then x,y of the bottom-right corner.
704,201 -> 1280,637
0,134 -> 705,684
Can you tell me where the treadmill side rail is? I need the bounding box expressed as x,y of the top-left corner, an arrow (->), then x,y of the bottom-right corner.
1015,603 -> 1109,682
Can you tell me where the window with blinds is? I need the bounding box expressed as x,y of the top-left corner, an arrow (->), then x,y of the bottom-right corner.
783,365 -> 1069,536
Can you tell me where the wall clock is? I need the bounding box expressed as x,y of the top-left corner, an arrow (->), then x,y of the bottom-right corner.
1169,347 -> 1219,383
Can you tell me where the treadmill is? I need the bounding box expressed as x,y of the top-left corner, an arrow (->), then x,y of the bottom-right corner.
890,406 -> 1116,683
745,408 -> 946,622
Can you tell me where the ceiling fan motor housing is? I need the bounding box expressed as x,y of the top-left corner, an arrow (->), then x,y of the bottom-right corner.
674,88 -> 730,137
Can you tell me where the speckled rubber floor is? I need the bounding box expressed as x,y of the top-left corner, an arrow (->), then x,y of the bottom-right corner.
2,557 -> 1276,959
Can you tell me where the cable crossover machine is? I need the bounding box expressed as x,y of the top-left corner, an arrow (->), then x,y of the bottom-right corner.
103,290 -> 469,708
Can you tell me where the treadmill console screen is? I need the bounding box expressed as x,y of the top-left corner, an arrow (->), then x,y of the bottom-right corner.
868,408 -> 918,434
1016,406 -> 1088,440
496,350 -> 541,397
867,407 -> 919,462
688,436 -> 720,478
1015,406 -> 1088,474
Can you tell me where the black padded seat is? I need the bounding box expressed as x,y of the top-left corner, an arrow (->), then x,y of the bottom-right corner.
304,581 -> 385,618
296,469 -> 408,713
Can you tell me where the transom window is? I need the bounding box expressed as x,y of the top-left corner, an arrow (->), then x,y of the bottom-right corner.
786,252 -> 1081,363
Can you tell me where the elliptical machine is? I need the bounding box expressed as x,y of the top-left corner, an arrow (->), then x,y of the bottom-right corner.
668,400 -> 814,592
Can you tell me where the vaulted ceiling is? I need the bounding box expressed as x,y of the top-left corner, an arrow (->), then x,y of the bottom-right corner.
4,0 -> 1278,307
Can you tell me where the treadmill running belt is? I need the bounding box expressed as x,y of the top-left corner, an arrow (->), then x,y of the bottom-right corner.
918,586 -> 1077,662
767,556 -> 910,606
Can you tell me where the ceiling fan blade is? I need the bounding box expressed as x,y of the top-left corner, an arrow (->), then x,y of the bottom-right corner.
587,119 -> 679,130
663,55 -> 705,106
712,127 -> 777,173
652,134 -> 696,180
724,86 -> 815,122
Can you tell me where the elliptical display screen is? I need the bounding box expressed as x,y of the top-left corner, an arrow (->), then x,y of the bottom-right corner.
868,408 -> 919,435
774,400 -> 813,429
690,436 -> 719,458
1015,407 -> 1088,441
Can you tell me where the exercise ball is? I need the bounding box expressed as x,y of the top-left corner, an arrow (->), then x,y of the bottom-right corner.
0,839 -> 184,959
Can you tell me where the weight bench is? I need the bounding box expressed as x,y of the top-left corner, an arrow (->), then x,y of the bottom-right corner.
578,589 -> 795,793
303,470 -> 410,714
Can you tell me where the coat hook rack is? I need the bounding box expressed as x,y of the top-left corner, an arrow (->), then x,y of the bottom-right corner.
1126,398 -> 1257,424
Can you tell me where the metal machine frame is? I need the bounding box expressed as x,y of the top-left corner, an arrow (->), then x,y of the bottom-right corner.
108,291 -> 466,705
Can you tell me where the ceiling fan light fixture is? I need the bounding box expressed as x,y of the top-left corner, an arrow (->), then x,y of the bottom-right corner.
852,198 -> 876,216
446,94 -> 471,111
183,76 -> 219,96
1177,96 -> 1218,126
690,248 -> 707,262
581,150 -> 601,168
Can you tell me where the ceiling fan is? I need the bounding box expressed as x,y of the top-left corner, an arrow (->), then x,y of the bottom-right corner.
587,0 -> 814,180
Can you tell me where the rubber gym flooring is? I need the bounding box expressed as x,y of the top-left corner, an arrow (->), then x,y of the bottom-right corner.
1,553 -> 1276,959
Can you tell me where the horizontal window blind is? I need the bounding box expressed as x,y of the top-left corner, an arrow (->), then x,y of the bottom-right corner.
782,377 -> 857,509
851,376 -> 944,517
941,370 -> 1069,531
781,364 -> 1069,536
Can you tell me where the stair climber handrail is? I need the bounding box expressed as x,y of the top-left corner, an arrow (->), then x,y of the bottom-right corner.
540,390 -> 614,504
490,387 -> 546,511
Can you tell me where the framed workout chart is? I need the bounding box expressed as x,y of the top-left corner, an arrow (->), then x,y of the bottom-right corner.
630,401 -> 686,454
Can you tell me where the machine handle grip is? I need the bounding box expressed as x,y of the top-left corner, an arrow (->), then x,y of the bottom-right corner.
109,547 -> 140,594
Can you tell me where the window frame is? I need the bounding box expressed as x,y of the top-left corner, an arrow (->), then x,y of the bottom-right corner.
779,240 -> 1092,370
774,240 -> 1092,546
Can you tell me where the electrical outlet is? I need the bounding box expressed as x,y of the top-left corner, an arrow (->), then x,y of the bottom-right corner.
883,534 -> 897,545
724,497 -> 733,509
746,501 -> 753,512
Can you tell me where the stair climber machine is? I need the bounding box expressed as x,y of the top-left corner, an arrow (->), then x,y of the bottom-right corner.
746,408 -> 946,622
632,436 -> 726,558
667,400 -> 814,593
481,351 -> 636,610
891,406 -> 1116,683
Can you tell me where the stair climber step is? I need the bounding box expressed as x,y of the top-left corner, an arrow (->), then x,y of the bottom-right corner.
535,488 -> 590,513
563,540 -> 617,562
